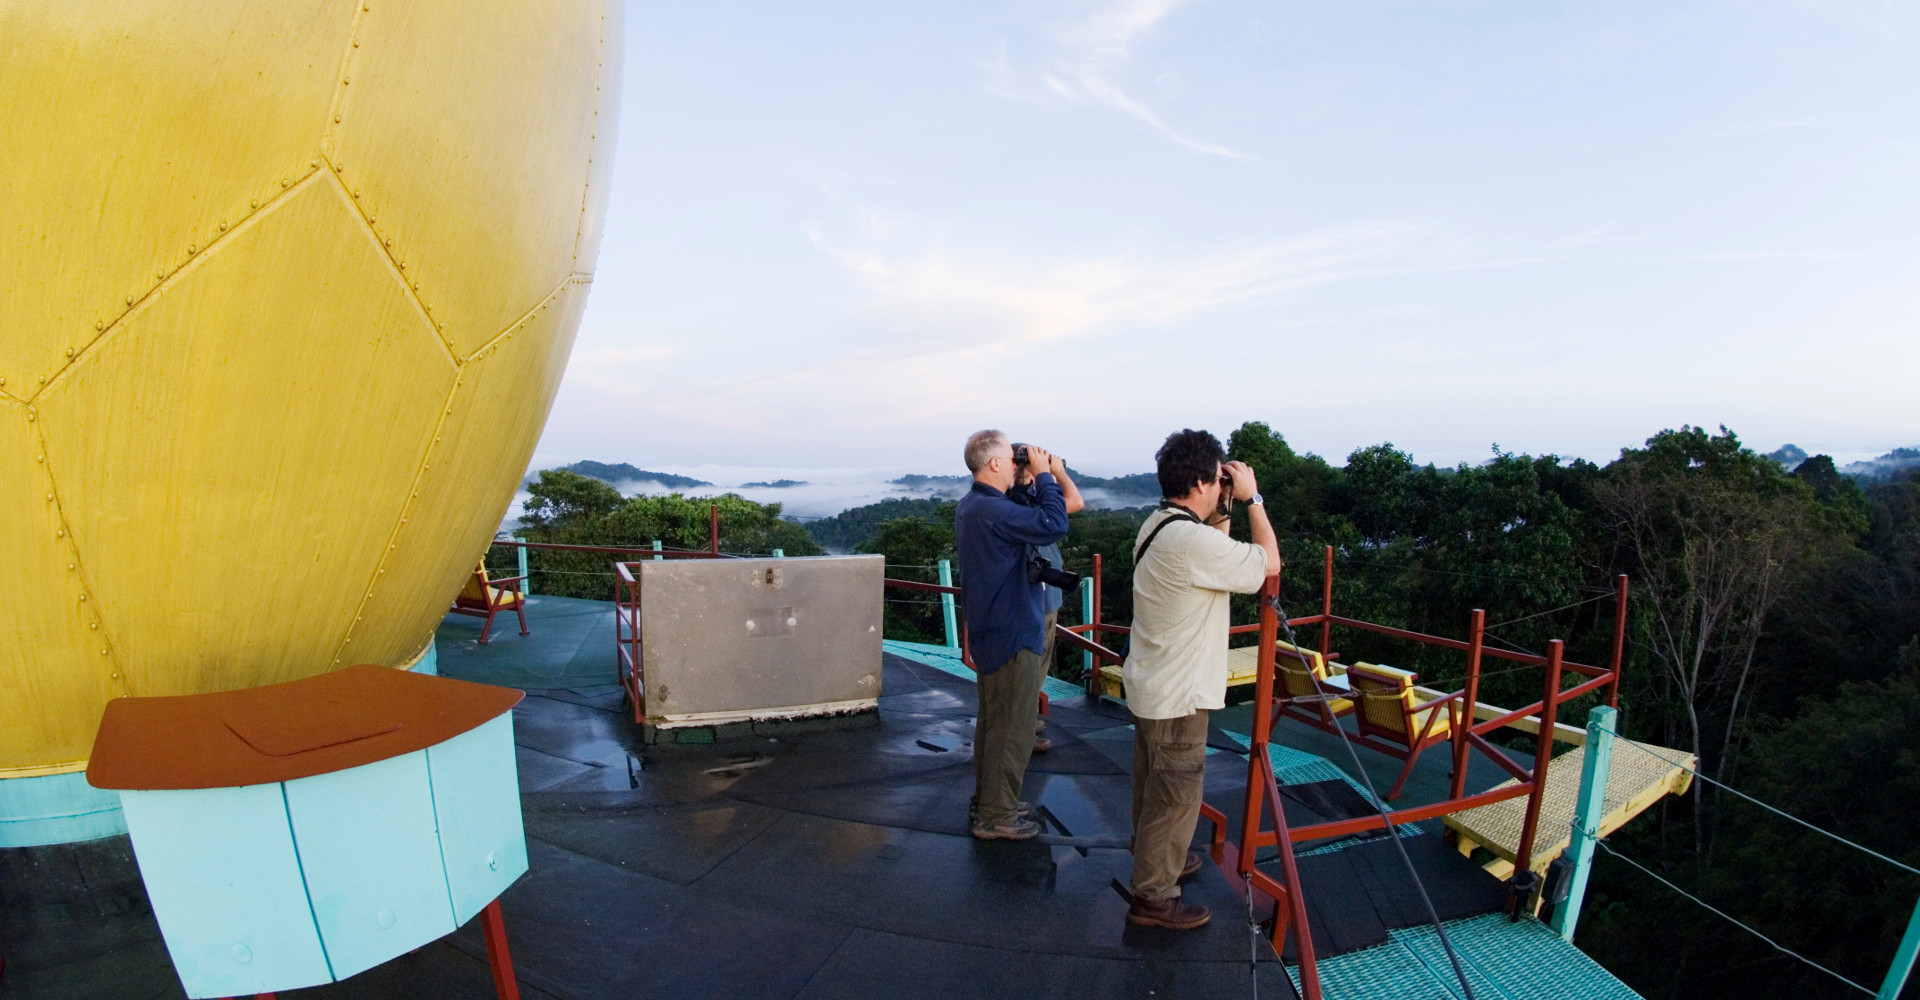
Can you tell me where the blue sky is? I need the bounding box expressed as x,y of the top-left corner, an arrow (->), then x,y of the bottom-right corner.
534,0 -> 1919,477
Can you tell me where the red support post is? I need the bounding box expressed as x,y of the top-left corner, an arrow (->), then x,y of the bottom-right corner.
1450,609 -> 1484,801
481,898 -> 521,1000
1222,576 -> 1322,999
1511,639 -> 1564,908
708,504 -> 720,556
1607,574 -> 1628,708
1319,545 -> 1333,659
1239,576 -> 1281,866
1257,753 -> 1321,998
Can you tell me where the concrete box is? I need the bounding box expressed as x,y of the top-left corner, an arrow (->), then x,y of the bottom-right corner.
637,555 -> 884,728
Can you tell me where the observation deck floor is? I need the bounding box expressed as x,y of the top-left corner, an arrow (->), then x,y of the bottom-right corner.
0,596 -> 1644,1000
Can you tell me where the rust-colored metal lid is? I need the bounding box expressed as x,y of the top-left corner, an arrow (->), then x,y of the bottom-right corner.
86,664 -> 524,790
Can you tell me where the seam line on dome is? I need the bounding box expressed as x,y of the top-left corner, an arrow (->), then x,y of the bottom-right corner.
27,167 -> 329,407
326,373 -> 464,671
316,160 -> 460,369
27,420 -> 130,704
460,274 -> 577,364
321,1 -> 373,156
569,3 -> 612,265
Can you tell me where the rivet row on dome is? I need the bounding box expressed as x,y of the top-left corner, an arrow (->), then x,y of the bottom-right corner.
52,169 -> 309,406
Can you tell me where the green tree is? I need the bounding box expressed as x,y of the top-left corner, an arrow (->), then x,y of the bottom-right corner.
856,513 -> 956,644
507,488 -> 821,599
519,469 -> 623,530
1596,426 -> 1845,852
806,497 -> 953,551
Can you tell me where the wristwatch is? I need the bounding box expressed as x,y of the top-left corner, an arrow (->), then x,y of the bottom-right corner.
1248,493 -> 1264,506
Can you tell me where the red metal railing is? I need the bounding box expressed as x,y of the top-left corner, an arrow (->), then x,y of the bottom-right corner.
1189,546 -> 1627,999
882,575 -> 1065,717
492,504 -> 732,725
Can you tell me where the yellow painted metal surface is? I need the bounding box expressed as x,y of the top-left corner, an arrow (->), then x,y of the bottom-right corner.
1444,740 -> 1695,877
0,0 -> 622,773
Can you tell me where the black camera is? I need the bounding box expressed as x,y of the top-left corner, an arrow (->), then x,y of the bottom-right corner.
1027,555 -> 1081,591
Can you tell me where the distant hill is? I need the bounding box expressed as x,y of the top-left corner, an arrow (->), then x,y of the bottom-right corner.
538,461 -> 713,490
805,497 -> 953,552
889,474 -> 968,497
1071,469 -> 1158,499
1840,448 -> 1920,483
1764,444 -> 1808,471
1767,445 -> 1919,483
890,468 -> 1157,501
741,479 -> 807,488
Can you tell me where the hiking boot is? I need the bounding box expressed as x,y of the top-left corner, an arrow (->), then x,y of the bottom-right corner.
1126,894 -> 1212,930
1178,851 -> 1204,882
972,815 -> 1042,841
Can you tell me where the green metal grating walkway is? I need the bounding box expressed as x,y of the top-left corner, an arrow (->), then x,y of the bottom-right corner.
1303,914 -> 1643,1000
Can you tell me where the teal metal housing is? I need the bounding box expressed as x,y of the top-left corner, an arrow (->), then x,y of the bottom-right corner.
0,770 -> 127,848
117,712 -> 526,998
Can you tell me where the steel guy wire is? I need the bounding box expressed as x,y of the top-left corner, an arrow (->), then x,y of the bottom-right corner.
1334,556 -> 1616,597
1268,589 -> 1478,1000
1247,874 -> 1261,1000
1597,727 -> 1920,878
1595,841 -> 1876,996
1482,590 -> 1618,631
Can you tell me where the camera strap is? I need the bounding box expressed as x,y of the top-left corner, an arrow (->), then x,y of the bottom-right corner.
1133,502 -> 1206,564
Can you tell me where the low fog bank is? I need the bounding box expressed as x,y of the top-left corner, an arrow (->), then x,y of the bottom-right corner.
500,464 -> 1157,534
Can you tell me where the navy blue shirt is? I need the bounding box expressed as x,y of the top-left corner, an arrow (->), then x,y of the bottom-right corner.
1010,482 -> 1068,615
954,474 -> 1069,673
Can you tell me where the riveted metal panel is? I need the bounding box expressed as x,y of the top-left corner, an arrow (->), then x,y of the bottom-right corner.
638,556 -> 884,726
120,784 -> 331,999
0,0 -> 618,778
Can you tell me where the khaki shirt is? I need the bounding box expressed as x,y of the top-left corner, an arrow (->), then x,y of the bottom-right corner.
1121,507 -> 1269,720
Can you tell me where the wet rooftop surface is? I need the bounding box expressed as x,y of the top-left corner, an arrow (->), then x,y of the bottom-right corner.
0,595 -> 1620,1000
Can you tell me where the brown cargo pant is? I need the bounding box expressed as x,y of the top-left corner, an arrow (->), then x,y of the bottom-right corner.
1130,710 -> 1209,902
972,646 -> 1044,828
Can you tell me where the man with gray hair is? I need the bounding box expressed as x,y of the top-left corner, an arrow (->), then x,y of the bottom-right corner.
954,429 -> 1069,840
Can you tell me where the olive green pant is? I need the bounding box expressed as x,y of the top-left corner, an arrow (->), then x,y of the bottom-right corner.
1130,710 -> 1209,902
972,645 -> 1045,828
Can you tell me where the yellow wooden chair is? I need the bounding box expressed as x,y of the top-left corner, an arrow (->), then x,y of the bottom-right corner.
1273,639 -> 1354,735
1345,662 -> 1463,800
450,561 -> 529,644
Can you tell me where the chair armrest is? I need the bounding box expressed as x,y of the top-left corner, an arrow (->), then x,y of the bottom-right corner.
489,574 -> 528,591
1408,689 -> 1466,713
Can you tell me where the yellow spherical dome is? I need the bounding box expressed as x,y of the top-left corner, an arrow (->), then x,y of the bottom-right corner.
0,0 -> 621,774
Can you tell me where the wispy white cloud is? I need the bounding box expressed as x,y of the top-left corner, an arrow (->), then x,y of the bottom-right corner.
1707,116 -> 1832,140
568,201 -> 1451,437
804,205 -> 1434,348
985,0 -> 1255,160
